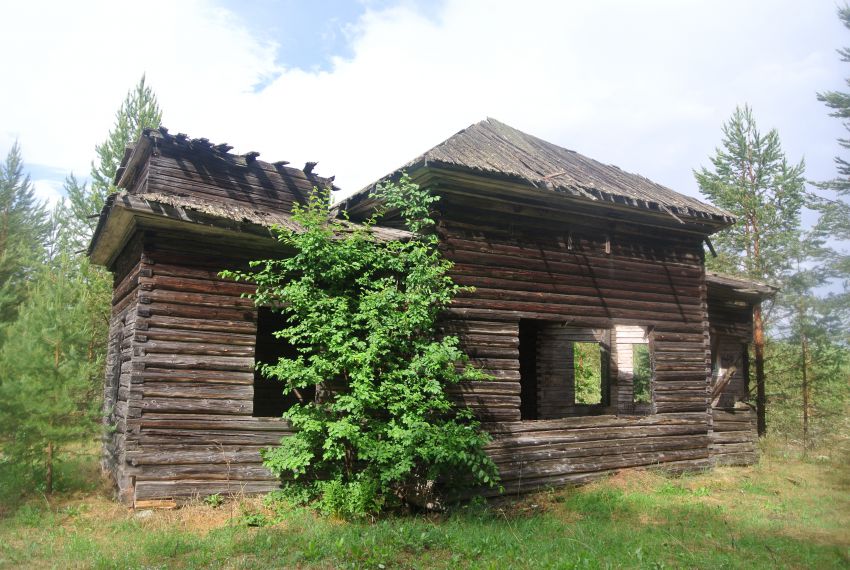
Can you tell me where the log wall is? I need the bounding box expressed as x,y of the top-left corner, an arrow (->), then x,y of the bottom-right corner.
102,233 -> 294,506
101,236 -> 144,502
435,193 -> 715,490
710,407 -> 757,466
707,296 -> 757,465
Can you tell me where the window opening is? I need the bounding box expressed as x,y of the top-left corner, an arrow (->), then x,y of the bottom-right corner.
253,307 -> 315,417
614,325 -> 653,413
520,321 -> 610,419
518,320 -> 539,420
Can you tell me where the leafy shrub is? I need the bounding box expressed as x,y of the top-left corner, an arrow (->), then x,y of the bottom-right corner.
225,176 -> 498,517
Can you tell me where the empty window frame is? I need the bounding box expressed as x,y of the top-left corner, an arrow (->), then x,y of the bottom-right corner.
615,325 -> 653,412
253,307 -> 315,417
519,321 -> 610,419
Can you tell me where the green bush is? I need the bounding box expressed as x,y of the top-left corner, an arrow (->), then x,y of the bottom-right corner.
225,175 -> 498,517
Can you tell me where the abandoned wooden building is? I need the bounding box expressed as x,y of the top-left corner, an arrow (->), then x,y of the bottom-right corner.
89,119 -> 774,507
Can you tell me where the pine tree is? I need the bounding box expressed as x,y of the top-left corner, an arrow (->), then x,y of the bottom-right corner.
0,143 -> 51,345
695,104 -> 806,436
815,3 -> 850,330
91,74 -> 162,201
0,253 -> 104,494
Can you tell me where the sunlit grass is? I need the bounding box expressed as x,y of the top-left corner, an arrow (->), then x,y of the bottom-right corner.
1,441 -> 848,569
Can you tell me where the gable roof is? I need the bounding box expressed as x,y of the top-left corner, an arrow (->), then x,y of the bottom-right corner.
342,118 -> 733,227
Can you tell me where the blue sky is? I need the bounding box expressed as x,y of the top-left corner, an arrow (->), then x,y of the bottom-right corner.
221,0 -> 397,75
0,0 -> 847,227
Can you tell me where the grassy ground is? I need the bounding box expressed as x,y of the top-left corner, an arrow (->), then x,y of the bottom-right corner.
0,441 -> 848,569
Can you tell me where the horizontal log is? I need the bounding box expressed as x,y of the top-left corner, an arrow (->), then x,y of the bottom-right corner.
141,302 -> 255,322
142,326 -> 256,346
139,430 -> 286,446
138,397 -> 253,415
443,234 -> 702,278
149,262 -> 245,281
134,417 -> 293,433
444,307 -> 705,333
142,289 -> 255,310
134,479 -> 282,501
490,434 -> 709,464
709,431 -> 755,444
127,449 -> 266,466
137,339 -> 255,357
142,314 -> 256,335
452,274 -> 703,309
712,409 -> 756,422
447,381 -> 521,395
143,275 -> 255,296
654,401 -> 707,413
496,447 -> 709,481
450,298 -> 704,325
440,320 -> 519,336
449,394 -> 521,408
132,463 -> 277,481
487,425 -> 708,454
134,369 -> 254,385
141,383 -> 254,400
141,355 -> 255,372
711,421 -> 756,433
449,334 -> 520,348
484,412 -> 706,434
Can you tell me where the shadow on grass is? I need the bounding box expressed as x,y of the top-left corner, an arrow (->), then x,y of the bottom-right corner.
1,451 -> 849,569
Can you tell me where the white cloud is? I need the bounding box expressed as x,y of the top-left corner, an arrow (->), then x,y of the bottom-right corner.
1,0 -> 846,206
31,179 -> 64,210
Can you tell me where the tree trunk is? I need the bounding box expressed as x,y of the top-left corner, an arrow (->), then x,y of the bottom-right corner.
46,441 -> 54,495
754,303 -> 767,436
801,329 -> 810,452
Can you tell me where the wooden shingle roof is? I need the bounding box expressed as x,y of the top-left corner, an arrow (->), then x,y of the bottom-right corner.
343,118 -> 733,227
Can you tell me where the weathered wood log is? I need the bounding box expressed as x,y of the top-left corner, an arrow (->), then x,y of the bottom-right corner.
140,354 -> 255,372
136,339 -> 255,357
141,382 -> 254,400
133,369 -> 254,385
142,275 -> 255,296
134,479 -> 283,501
138,397 -> 253,415
130,463 -> 277,481
142,326 -> 256,346
142,314 -> 256,335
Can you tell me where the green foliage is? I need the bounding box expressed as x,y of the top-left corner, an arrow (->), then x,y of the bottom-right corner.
225,175 -> 497,516
694,104 -> 805,283
0,78 -> 157,499
0,253 -> 106,493
696,105 -> 807,435
633,344 -> 652,404
573,342 -> 602,405
203,494 -> 224,508
91,75 -> 162,202
0,142 -> 51,345
766,335 -> 850,448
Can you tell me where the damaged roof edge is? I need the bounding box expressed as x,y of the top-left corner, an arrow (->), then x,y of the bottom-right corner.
706,271 -> 779,299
